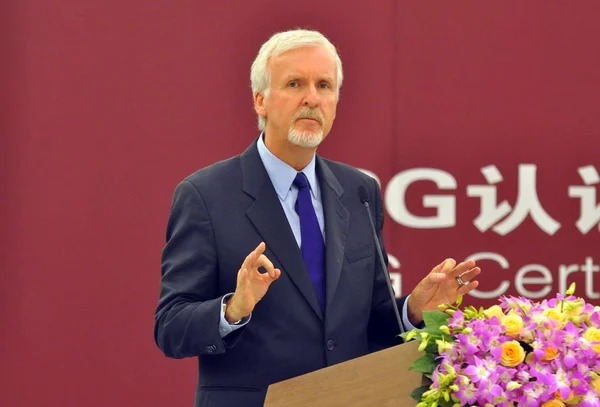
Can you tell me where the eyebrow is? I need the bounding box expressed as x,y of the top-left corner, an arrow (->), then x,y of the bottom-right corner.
281,74 -> 335,84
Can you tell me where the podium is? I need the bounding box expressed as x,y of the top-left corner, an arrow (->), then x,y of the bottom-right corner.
264,340 -> 426,407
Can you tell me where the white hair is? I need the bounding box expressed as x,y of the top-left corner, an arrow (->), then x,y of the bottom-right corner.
250,29 -> 344,131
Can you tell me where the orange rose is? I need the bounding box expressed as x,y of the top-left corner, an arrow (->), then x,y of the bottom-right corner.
583,328 -> 600,354
501,314 -> 524,337
540,346 -> 559,361
500,340 -> 526,367
542,400 -> 565,407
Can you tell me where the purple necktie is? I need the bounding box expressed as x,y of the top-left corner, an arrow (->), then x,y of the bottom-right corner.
293,172 -> 326,311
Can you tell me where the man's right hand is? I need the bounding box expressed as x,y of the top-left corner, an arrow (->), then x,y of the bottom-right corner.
224,242 -> 281,323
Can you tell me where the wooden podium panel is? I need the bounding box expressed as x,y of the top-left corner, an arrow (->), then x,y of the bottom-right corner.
264,340 -> 424,407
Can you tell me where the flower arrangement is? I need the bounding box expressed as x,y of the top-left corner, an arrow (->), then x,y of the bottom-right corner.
401,284 -> 600,407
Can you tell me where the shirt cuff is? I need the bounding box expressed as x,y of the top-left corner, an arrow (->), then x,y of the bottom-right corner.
401,294 -> 420,331
219,293 -> 251,338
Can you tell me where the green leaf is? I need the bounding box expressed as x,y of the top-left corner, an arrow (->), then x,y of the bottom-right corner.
438,398 -> 454,407
409,353 -> 437,374
425,340 -> 440,354
421,326 -> 445,337
410,385 -> 431,402
423,311 -> 450,330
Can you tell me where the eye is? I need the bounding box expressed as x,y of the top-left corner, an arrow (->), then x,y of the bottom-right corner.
288,81 -> 299,88
319,82 -> 331,89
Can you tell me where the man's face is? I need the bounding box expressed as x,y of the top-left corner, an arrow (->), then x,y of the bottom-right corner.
256,46 -> 338,148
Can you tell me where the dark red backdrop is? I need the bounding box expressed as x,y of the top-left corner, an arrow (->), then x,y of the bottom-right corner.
2,1 -> 599,406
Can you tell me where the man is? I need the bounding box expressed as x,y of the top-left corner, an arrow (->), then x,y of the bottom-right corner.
154,29 -> 481,407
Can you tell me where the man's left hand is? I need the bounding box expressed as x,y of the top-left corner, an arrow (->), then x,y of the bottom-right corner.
407,259 -> 481,325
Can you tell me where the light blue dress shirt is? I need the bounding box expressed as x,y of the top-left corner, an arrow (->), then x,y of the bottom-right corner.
218,135 -> 416,337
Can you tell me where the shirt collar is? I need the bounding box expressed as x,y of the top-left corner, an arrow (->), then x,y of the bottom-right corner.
256,133 -> 319,200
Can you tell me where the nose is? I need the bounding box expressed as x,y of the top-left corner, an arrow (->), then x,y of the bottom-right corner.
302,84 -> 320,108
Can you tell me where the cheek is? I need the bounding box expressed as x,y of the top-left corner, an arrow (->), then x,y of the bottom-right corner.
326,96 -> 338,112
325,102 -> 337,121
269,95 -> 297,116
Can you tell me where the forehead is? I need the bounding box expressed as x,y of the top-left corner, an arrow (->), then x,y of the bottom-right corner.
268,46 -> 337,81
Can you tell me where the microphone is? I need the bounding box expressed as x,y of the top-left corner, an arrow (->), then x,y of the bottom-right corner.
358,185 -> 404,336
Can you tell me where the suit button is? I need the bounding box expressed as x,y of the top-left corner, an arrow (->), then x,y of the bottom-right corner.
326,340 -> 335,351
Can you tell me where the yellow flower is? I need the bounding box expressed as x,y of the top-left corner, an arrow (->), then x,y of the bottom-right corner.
500,340 -> 526,367
540,346 -> 559,361
501,314 -> 524,337
436,339 -> 454,354
542,400 -> 565,407
555,390 -> 583,405
566,305 -> 583,317
583,327 -> 600,354
520,329 -> 535,343
506,381 -> 521,391
525,352 -> 535,364
592,376 -> 600,396
484,305 -> 504,320
543,308 -> 565,327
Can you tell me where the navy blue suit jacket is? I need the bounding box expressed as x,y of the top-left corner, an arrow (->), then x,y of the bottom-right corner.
154,140 -> 408,407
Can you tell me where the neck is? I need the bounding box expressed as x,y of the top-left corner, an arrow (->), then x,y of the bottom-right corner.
264,132 -> 316,171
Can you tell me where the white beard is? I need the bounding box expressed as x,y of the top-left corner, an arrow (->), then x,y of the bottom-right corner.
288,127 -> 324,148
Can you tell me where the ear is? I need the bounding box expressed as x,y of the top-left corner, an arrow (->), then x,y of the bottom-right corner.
254,92 -> 267,118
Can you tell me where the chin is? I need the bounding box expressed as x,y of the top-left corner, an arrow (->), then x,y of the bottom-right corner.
287,128 -> 324,148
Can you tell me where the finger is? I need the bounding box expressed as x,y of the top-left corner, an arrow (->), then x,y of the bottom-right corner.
259,267 -> 281,287
450,260 -> 476,278
253,242 -> 266,257
241,253 -> 254,271
457,267 -> 481,283
255,254 -> 277,278
428,258 -> 451,276
417,259 -> 454,290
432,258 -> 456,275
249,242 -> 267,268
419,264 -> 451,290
241,242 -> 266,270
265,268 -> 281,282
457,279 -> 479,295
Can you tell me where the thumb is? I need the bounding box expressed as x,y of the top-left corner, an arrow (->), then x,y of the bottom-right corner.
416,270 -> 447,292
428,272 -> 446,284
426,259 -> 455,284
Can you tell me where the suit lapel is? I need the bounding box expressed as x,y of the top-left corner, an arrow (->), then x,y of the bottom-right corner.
316,157 -> 349,310
240,142 -> 324,321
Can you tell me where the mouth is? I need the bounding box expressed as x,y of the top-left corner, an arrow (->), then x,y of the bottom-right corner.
297,117 -> 321,124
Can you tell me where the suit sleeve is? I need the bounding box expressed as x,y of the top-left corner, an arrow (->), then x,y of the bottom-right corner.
367,176 -> 409,347
154,180 -> 243,359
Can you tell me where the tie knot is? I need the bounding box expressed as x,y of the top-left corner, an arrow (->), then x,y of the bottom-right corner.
293,172 -> 310,190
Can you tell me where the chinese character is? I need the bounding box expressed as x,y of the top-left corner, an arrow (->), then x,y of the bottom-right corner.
568,165 -> 600,234
467,164 -> 561,235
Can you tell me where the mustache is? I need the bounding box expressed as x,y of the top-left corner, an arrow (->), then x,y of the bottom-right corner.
293,108 -> 323,124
